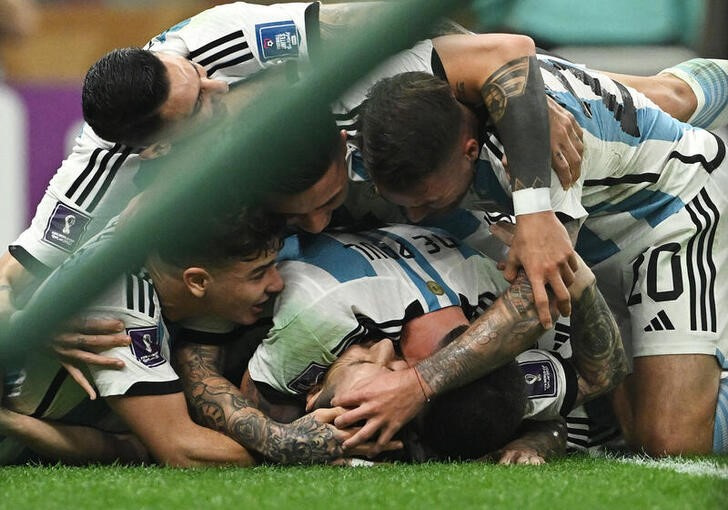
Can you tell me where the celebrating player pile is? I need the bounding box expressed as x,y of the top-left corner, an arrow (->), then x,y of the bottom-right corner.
1,1 -> 727,465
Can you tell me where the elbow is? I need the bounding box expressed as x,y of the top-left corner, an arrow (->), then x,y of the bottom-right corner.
473,33 -> 536,58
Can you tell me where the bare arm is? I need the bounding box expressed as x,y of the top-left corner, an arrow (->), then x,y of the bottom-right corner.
107,390 -> 255,467
0,251 -> 33,322
0,407 -> 148,465
174,341 -> 388,464
568,266 -> 629,407
434,34 -> 578,328
333,270 -> 552,449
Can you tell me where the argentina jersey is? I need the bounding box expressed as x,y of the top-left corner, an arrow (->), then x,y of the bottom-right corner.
145,2 -> 315,84
247,223 -> 508,395
474,53 -> 726,266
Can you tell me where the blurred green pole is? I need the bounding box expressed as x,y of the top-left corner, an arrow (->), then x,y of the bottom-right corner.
0,0 -> 472,362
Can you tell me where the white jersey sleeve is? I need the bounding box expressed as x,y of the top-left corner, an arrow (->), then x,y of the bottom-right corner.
84,280 -> 180,399
518,349 -> 578,421
9,126 -> 142,275
146,2 -> 316,83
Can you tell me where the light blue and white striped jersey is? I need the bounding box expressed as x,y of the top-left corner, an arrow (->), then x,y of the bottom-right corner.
248,223 -> 508,395
473,54 -> 726,266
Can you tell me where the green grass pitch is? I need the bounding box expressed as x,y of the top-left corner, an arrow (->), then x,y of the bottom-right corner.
1,455 -> 726,510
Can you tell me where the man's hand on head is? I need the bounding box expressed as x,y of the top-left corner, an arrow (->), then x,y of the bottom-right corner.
271,407 -> 401,464
546,96 -> 584,188
503,211 -> 578,329
51,317 -> 130,399
330,367 -> 428,454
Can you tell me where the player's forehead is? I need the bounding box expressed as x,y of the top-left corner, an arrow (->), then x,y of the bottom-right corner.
216,249 -> 278,278
156,53 -> 200,120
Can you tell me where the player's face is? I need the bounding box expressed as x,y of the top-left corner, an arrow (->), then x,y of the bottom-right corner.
315,339 -> 409,403
206,250 -> 284,325
266,137 -> 349,233
376,147 -> 475,223
156,52 -> 230,135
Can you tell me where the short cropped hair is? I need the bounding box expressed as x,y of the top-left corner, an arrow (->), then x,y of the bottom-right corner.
261,108 -> 343,197
83,48 -> 170,147
360,71 -> 463,192
155,205 -> 286,270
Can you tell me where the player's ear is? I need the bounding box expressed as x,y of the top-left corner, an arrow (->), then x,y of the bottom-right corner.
139,142 -> 172,160
464,137 -> 479,163
182,267 -> 212,298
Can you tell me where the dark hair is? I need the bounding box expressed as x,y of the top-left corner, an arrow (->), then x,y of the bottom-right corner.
360,71 -> 463,193
262,108 -> 343,197
155,205 -> 286,270
82,48 -> 170,147
418,324 -> 527,459
420,359 -> 527,460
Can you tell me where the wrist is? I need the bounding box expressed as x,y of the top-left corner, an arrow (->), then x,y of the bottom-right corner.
410,366 -> 432,403
513,188 -> 551,216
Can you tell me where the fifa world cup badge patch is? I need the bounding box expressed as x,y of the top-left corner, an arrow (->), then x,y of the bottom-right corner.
128,326 -> 166,367
42,203 -> 91,253
520,360 -> 558,399
255,20 -> 299,62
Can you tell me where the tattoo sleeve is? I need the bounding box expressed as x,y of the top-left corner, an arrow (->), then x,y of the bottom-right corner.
173,342 -> 345,464
481,56 -> 550,191
416,270 -> 547,396
569,281 -> 628,406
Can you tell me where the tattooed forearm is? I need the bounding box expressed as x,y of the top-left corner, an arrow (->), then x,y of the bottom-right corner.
417,271 -> 547,396
173,342 -> 345,465
481,55 -> 550,191
570,280 -> 628,405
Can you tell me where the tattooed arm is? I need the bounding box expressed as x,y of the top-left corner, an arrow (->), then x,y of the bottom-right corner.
433,34 -> 578,330
567,261 -> 628,407
495,419 -> 568,465
173,341 -> 382,464
333,270 -> 552,450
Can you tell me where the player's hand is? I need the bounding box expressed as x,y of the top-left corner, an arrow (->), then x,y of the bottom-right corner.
275,407 -> 401,464
497,447 -> 546,465
547,96 -> 583,189
331,367 -> 427,454
504,211 -> 578,329
51,317 -> 130,399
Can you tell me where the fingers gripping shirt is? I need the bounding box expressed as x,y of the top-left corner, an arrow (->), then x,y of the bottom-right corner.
248,223 -> 509,395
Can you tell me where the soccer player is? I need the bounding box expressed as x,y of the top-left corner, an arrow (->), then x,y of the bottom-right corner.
173,216 -> 625,462
352,59 -> 728,456
0,206 -> 386,466
1,1 -> 722,332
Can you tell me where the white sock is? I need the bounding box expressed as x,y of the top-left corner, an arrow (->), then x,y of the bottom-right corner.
660,58 -> 728,130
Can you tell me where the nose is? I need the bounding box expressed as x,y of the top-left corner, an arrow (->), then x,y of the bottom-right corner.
292,210 -> 331,234
202,77 -> 229,95
266,266 -> 285,293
